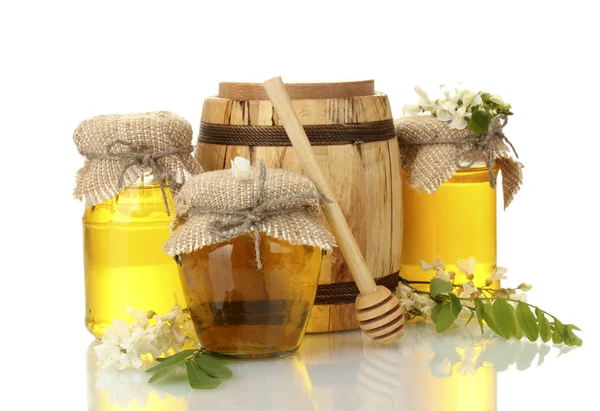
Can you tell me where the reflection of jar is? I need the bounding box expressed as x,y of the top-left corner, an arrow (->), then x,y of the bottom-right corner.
179,233 -> 322,358
83,173 -> 185,338
401,165 -> 499,289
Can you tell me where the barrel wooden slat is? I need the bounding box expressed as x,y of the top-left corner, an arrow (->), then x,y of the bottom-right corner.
196,81 -> 402,333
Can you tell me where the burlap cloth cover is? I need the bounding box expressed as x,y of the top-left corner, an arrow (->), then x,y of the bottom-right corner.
395,114 -> 523,208
165,164 -> 336,261
73,111 -> 202,207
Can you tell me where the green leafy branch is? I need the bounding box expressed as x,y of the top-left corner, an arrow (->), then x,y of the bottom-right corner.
400,276 -> 582,347
146,349 -> 233,389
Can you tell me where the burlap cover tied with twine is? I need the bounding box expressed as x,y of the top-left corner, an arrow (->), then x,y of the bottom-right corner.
165,162 -> 336,268
73,111 -> 202,214
395,114 -> 523,208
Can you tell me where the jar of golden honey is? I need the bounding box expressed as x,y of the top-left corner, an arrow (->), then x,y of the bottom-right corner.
73,111 -> 202,338
401,165 -> 499,288
396,114 -> 522,289
165,160 -> 336,358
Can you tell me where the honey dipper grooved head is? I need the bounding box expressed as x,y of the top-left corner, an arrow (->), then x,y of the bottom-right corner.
355,286 -> 405,344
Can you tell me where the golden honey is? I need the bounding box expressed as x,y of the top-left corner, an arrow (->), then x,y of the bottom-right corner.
83,173 -> 186,338
401,166 -> 498,289
179,234 -> 322,358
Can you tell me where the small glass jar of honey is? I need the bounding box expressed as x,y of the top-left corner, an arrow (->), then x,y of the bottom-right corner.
166,160 -> 336,358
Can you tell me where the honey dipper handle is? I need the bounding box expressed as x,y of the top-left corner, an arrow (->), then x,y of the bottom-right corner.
263,76 -> 377,295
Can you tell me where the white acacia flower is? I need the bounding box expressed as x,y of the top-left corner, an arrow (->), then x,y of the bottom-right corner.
104,319 -> 131,345
414,294 -> 437,319
414,86 -> 432,104
419,258 -> 445,271
457,257 -> 477,278
461,90 -> 478,108
449,106 -> 470,130
435,270 -> 452,282
230,156 -> 251,180
95,300 -> 191,370
459,282 -> 479,299
403,104 -> 423,116
436,100 -> 456,121
127,307 -> 149,327
485,267 -> 508,286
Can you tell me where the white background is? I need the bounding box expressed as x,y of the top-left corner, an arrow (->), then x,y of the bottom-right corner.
1,1 -> 599,410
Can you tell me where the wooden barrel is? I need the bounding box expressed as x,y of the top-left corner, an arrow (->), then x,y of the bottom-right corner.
196,81 -> 403,333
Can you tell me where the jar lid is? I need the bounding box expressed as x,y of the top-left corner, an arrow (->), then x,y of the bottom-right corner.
165,162 -> 336,258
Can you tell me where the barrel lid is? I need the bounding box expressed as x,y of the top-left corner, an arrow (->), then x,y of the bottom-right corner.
218,80 -> 375,100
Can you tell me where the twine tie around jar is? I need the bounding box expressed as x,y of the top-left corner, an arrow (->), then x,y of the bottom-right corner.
400,114 -> 518,189
84,139 -> 193,216
187,161 -> 331,269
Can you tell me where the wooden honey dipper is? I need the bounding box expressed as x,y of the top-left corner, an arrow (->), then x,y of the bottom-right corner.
263,76 -> 404,344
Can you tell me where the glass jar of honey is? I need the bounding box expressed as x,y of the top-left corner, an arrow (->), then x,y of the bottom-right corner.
83,172 -> 186,338
396,114 -> 522,291
73,111 -> 203,338
179,234 -> 322,358
165,160 -> 336,358
401,166 -> 499,289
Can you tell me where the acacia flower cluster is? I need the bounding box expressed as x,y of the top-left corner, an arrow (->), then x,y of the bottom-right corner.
402,85 -> 513,133
94,298 -> 192,370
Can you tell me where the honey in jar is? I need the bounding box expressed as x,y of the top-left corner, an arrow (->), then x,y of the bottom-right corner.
401,166 -> 498,289
179,234 -> 322,357
83,173 -> 186,338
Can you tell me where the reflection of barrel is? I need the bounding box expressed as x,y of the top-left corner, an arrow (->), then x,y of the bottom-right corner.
197,81 -> 403,333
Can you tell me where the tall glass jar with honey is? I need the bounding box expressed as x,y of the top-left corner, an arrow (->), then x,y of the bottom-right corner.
73,111 -> 202,338
396,114 -> 522,290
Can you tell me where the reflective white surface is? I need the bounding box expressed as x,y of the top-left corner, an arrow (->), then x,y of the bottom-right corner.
86,323 -> 589,411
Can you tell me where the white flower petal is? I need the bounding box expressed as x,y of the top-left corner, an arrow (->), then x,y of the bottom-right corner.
457,257 -> 477,276
403,104 -> 423,116
230,156 -> 251,180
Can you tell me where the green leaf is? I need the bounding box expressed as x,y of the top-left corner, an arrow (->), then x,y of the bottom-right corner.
493,298 -> 515,339
512,307 -> 523,340
564,325 -> 583,347
474,298 -> 485,333
536,308 -> 552,343
554,319 -> 568,343
430,278 -> 453,297
482,303 -> 503,337
148,366 -> 177,384
516,303 -> 539,342
449,294 -> 462,318
432,302 -> 458,333
155,358 -> 166,362
146,350 -> 197,373
185,361 -> 221,389
552,329 -> 563,344
193,354 -> 233,379
469,110 -> 493,134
